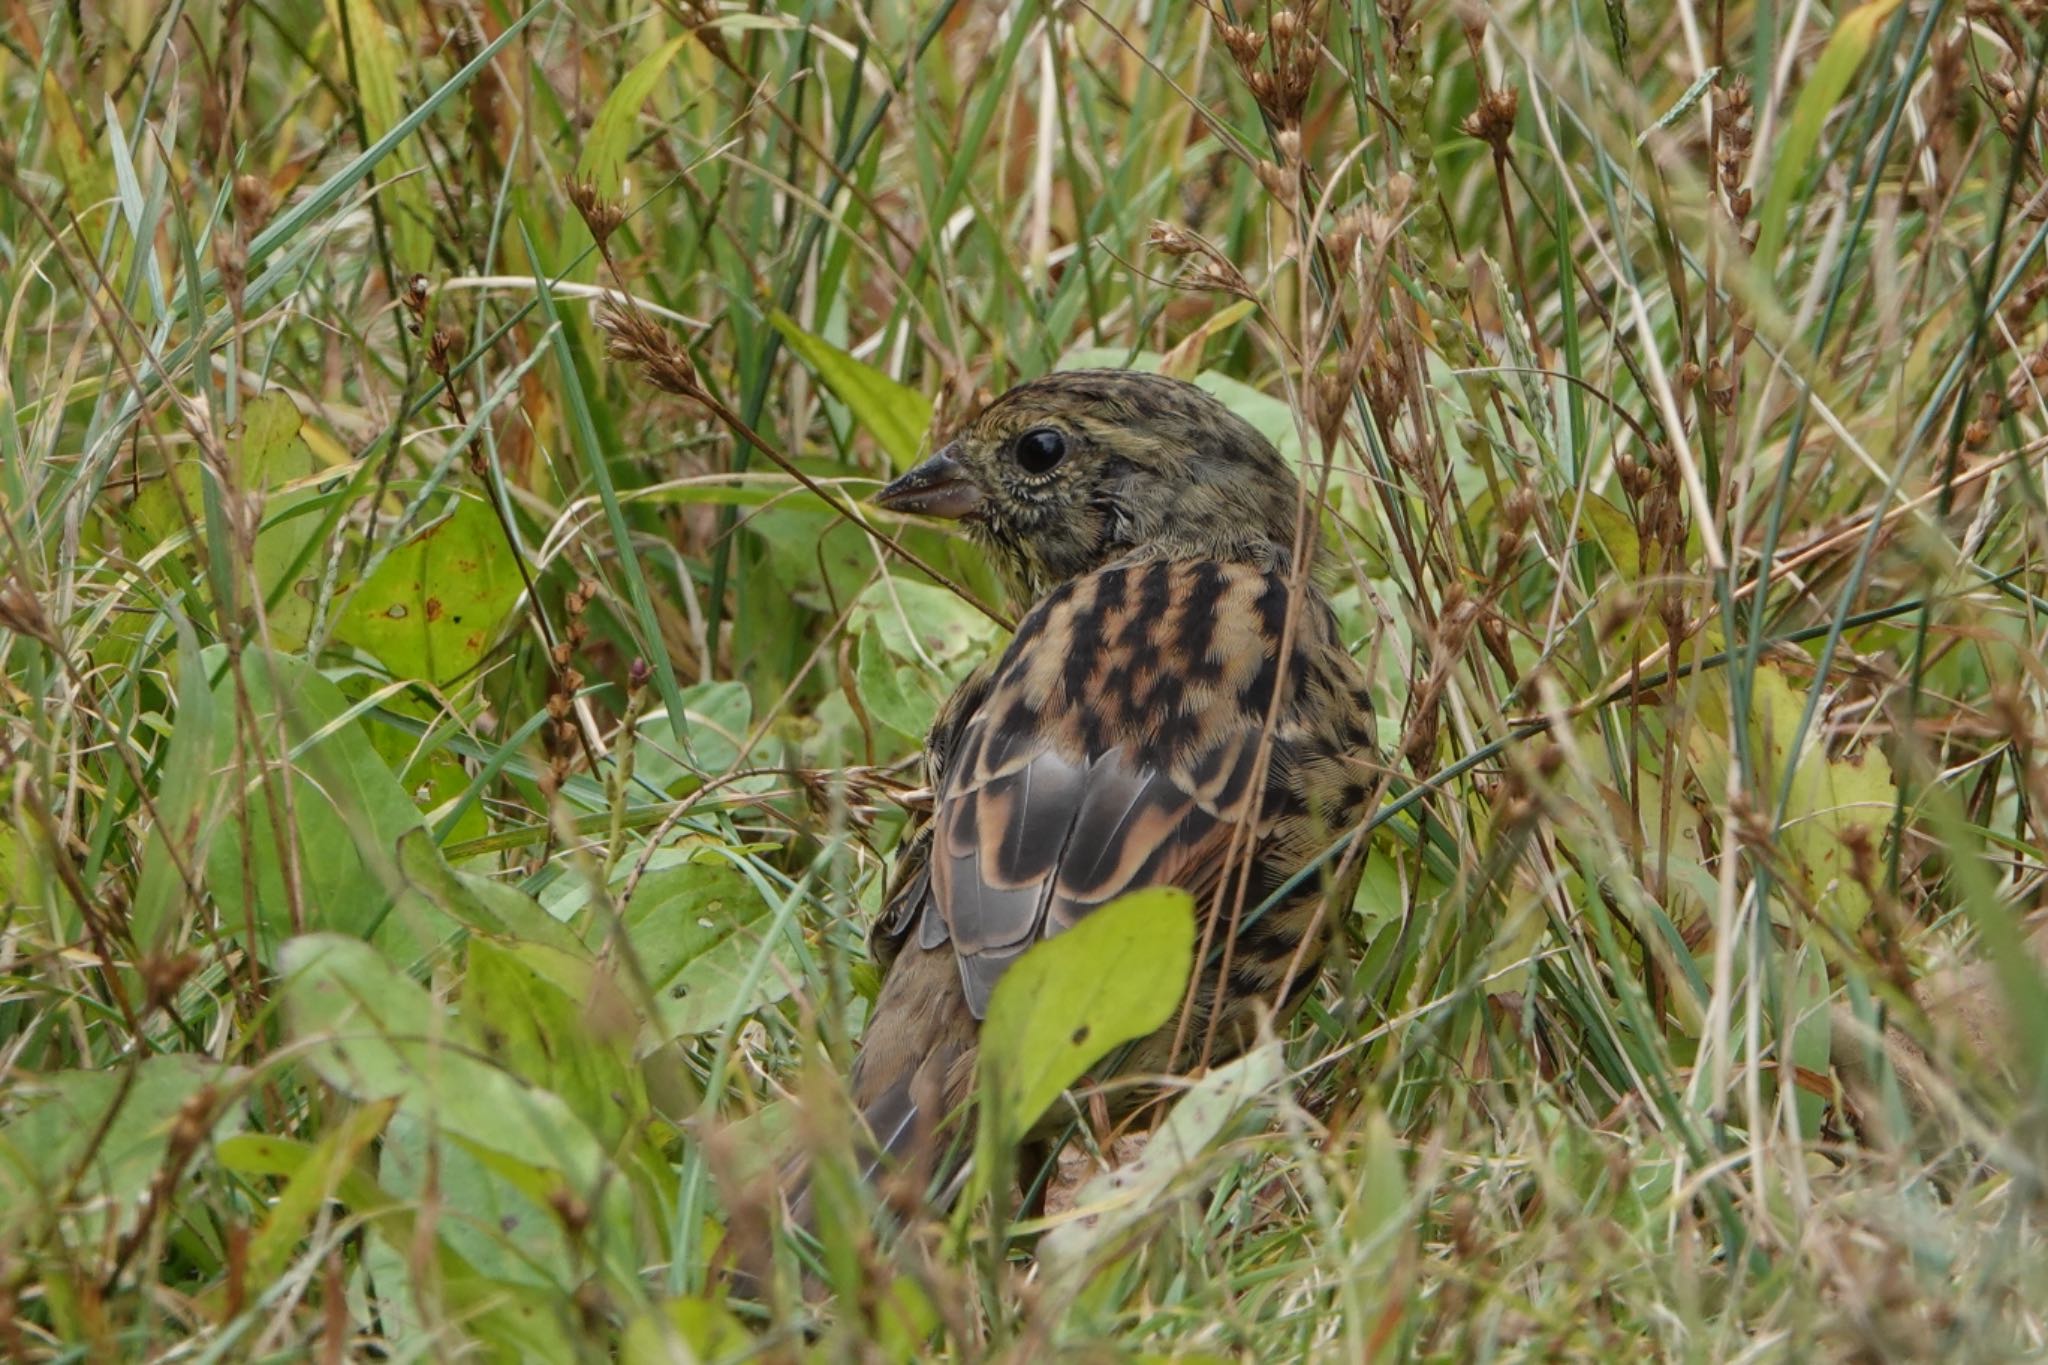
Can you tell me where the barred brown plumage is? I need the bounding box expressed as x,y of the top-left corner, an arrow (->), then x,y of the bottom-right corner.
822,369 -> 1380,1216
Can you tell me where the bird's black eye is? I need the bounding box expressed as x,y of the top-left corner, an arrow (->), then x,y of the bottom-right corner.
1014,427 -> 1067,476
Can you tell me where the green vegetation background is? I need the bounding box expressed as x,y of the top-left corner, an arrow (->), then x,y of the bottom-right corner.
3,0 -> 2046,1357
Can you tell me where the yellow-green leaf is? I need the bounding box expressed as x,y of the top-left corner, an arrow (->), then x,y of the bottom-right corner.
243,1098 -> 395,1287
1159,299 -> 1258,380
1753,0 -> 1903,270
331,0 -> 432,273
1688,664 -> 1896,932
244,393 -> 321,648
335,496 -> 519,687
770,311 -> 933,470
977,887 -> 1197,1157
1574,492 -> 1645,579
576,35 -> 691,198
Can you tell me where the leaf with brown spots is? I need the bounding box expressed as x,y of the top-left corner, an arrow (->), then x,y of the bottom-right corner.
336,496 -> 520,688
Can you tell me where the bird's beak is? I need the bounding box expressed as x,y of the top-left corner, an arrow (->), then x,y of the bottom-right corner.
873,444 -> 983,521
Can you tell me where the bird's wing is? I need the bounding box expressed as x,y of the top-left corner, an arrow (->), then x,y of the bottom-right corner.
869,660 -> 997,973
925,558 -> 1289,1018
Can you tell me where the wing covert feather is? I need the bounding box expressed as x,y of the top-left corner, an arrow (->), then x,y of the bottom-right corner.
921,559 -> 1325,1018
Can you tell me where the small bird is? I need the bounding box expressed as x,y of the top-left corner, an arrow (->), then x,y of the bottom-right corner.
842,369 -> 1379,1211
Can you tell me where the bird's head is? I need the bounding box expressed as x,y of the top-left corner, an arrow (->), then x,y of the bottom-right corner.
873,370 -> 1310,601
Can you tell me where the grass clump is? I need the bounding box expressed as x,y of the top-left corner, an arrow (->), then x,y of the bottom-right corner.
3,0 -> 2047,1358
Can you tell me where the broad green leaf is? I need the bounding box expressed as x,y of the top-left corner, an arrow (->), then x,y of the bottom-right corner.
576,35 -> 692,198
631,679 -> 755,790
1573,492 -> 1645,579
855,626 -> 934,742
203,649 -> 456,956
464,938 -> 651,1151
40,71 -> 112,218
1344,1106 -> 1410,1297
849,577 -> 1005,744
241,1098 -> 395,1289
364,690 -> 488,838
395,828 -> 588,956
977,887 -> 1197,1155
278,934 -> 616,1197
131,618 -> 219,953
0,1055 -> 243,1239
770,310 -> 933,470
123,393 -> 323,648
613,854 -> 790,1043
1041,1043 -> 1284,1282
620,1298 -> 755,1364
218,1124 -> 581,1360
242,393 -> 322,649
0,819 -> 40,907
335,495 -> 520,687
1690,664 -> 1896,932
746,500 -> 882,614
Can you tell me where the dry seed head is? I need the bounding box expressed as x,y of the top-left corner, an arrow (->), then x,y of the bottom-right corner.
599,301 -> 700,396
567,176 -> 626,248
1478,609 -> 1509,660
139,950 -> 201,1015
1401,709 -> 1440,773
1718,76 -> 1753,120
1706,360 -> 1735,414
1255,158 -> 1295,200
402,272 -> 431,318
425,325 -> 462,378
1309,369 -> 1351,450
1325,205 -> 1393,265
1502,484 -> 1538,535
1147,221 -> 1201,257
0,578 -> 52,645
1616,453 -> 1653,501
233,173 -> 273,231
1186,260 -> 1256,298
1216,19 -> 1266,70
1461,86 -> 1520,151
1657,584 -> 1687,642
214,237 -> 246,301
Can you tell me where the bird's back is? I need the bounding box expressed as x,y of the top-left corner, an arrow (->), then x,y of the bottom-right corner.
856,554 -> 1380,1150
